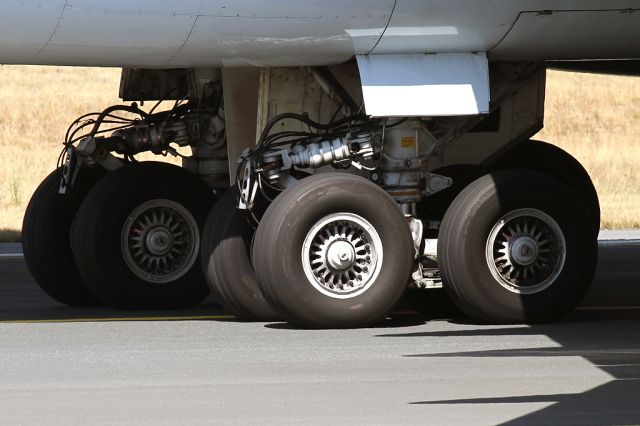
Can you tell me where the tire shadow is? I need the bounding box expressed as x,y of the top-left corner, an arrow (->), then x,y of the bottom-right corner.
376,242 -> 640,425
0,258 -> 232,323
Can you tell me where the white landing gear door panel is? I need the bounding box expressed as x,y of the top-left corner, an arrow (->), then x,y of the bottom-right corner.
356,53 -> 489,117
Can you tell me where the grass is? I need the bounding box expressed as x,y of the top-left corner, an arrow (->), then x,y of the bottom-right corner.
537,70 -> 640,229
0,65 -> 179,242
0,66 -> 638,241
0,66 -> 123,241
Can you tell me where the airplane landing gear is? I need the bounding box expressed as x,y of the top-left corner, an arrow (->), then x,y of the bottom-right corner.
200,187 -> 280,321
71,162 -> 215,310
22,167 -> 105,306
251,173 -> 414,329
21,64 -> 602,328
438,170 -> 598,323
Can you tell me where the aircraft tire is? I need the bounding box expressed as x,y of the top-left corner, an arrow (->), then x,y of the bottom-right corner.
493,140 -> 600,234
22,167 -> 106,306
71,162 -> 214,310
438,169 -> 598,324
252,173 -> 413,329
201,186 -> 280,321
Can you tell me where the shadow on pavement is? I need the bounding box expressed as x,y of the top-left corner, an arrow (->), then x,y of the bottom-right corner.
263,313 -> 428,330
397,314 -> 640,425
0,257 -> 234,323
375,242 -> 640,425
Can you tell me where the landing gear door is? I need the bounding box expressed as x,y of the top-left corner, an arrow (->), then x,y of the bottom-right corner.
356,53 -> 490,117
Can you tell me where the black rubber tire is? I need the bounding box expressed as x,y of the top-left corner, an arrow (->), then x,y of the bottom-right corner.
201,186 -> 280,321
252,173 -> 414,329
22,167 -> 106,306
438,169 -> 598,324
493,140 -> 600,233
71,162 -> 214,310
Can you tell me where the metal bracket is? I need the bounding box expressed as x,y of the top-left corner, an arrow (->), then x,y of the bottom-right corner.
59,147 -> 77,195
408,217 -> 424,259
425,173 -> 453,196
238,154 -> 258,210
59,136 -> 125,194
412,267 -> 443,289
411,238 -> 443,289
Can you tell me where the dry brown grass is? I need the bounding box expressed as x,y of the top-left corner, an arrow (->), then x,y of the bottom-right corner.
0,65 -> 178,241
538,70 -> 640,229
0,66 -> 120,241
0,66 -> 638,241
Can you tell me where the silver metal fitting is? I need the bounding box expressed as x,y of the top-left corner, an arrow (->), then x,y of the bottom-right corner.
289,134 -> 374,169
425,173 -> 454,196
113,120 -> 190,155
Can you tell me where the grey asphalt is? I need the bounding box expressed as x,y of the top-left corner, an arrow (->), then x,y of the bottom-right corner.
0,241 -> 639,425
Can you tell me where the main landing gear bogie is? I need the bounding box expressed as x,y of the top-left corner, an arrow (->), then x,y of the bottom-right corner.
406,141 -> 600,321
199,140 -> 600,327
22,110 -> 600,328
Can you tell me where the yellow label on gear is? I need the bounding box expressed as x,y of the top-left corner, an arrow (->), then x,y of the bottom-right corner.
400,136 -> 416,148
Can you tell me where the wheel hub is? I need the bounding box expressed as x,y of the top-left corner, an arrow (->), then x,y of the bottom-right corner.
302,213 -> 383,299
326,240 -> 356,270
121,199 -> 200,284
145,227 -> 173,256
486,208 -> 566,295
510,236 -> 539,266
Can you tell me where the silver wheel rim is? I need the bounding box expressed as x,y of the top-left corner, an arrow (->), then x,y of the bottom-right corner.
486,208 -> 566,295
121,199 -> 200,284
302,213 -> 383,300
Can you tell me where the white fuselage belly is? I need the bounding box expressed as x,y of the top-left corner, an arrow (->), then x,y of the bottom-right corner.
0,0 -> 638,68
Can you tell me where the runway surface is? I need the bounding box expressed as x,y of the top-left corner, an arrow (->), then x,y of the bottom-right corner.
0,240 -> 639,425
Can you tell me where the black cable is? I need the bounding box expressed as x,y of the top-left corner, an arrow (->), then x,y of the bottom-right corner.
64,112 -> 137,144
147,86 -> 181,115
66,119 -> 138,146
67,123 -> 138,146
84,105 -> 148,142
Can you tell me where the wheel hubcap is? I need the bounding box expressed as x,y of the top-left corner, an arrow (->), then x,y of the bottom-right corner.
121,199 -> 200,284
510,236 -> 539,266
302,213 -> 383,299
486,208 -> 566,295
326,240 -> 356,270
146,228 -> 173,256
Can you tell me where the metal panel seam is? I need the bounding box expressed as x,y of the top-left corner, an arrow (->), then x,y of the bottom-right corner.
160,0 -> 205,67
367,0 -> 397,55
31,0 -> 69,59
161,18 -> 200,67
489,8 -> 640,53
488,11 -> 524,53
